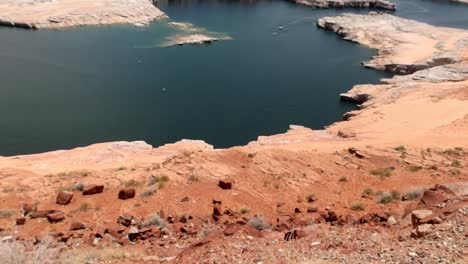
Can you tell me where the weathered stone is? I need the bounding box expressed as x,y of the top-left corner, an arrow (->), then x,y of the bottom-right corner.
56,191 -> 73,205
218,180 -> 232,190
82,184 -> 104,195
420,190 -> 447,206
411,224 -> 433,238
387,216 -> 398,226
70,221 -> 86,231
411,209 -> 433,227
16,218 -> 26,225
47,211 -> 65,223
118,188 -> 136,200
31,210 -> 54,219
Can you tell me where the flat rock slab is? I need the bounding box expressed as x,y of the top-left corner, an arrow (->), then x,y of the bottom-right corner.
0,0 -> 166,29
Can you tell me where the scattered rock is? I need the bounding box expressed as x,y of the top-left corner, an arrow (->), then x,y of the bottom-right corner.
387,216 -> 398,226
70,221 -> 86,231
56,191 -> 73,205
218,180 -> 232,190
16,218 -> 26,225
31,210 -> 54,219
47,211 -> 65,223
411,224 -> 433,238
118,188 -> 136,200
411,209 -> 433,227
82,184 -> 104,195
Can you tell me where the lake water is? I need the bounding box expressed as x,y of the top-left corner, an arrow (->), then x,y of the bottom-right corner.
0,0 -> 466,156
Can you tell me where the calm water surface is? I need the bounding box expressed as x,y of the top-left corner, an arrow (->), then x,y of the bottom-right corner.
0,0 -> 466,155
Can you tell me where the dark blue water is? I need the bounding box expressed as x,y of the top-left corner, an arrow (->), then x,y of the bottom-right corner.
0,1 -> 466,156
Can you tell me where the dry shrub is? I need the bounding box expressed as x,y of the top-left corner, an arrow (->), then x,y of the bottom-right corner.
0,236 -> 59,264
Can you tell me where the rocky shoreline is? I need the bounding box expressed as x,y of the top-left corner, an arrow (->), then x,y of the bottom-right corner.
292,0 -> 396,11
0,9 -> 467,264
0,0 -> 166,29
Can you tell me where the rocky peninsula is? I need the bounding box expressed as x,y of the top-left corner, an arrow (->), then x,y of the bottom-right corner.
0,10 -> 467,264
292,0 -> 396,10
0,0 -> 166,29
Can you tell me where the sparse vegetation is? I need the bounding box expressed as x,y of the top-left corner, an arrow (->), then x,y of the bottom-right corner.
57,185 -> 74,193
248,216 -> 270,230
441,147 -> 465,156
73,182 -> 85,191
451,160 -> 462,168
123,179 -> 141,187
2,187 -> 14,193
404,188 -> 424,201
370,166 -> 395,179
59,247 -> 144,264
78,202 -> 92,212
0,210 -> 14,219
140,188 -> 156,198
141,213 -> 167,228
390,190 -> 401,200
394,145 -> 406,152
362,187 -> 374,196
240,208 -> 250,214
148,175 -> 169,189
0,236 -> 59,264
339,176 -> 348,182
350,202 -> 365,211
408,165 -> 423,172
377,192 -> 394,204
449,168 -> 461,176
305,194 -> 315,202
188,174 -> 199,183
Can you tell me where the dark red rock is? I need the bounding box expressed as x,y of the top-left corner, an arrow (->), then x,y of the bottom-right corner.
31,210 -> 54,219
326,211 -> 338,222
307,206 -> 318,213
16,218 -> 26,225
47,211 -> 65,223
180,196 -> 190,202
420,190 -> 448,207
82,184 -> 104,195
70,221 -> 86,231
218,180 -> 232,190
56,191 -> 74,205
118,188 -> 136,200
213,204 -> 222,217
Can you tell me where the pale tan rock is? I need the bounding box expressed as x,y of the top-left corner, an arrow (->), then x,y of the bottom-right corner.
0,0 -> 166,29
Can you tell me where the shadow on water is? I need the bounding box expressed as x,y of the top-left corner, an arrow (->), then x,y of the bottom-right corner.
0,0 -> 466,155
